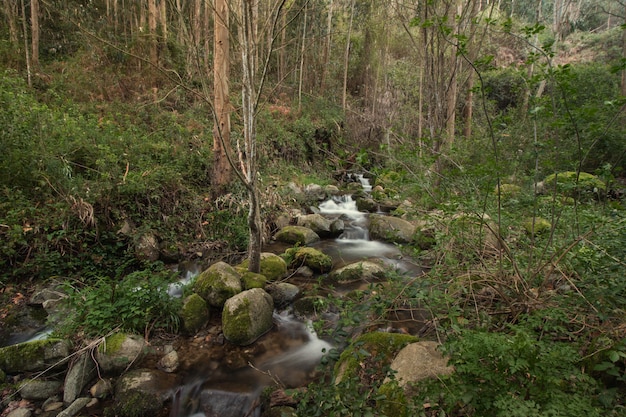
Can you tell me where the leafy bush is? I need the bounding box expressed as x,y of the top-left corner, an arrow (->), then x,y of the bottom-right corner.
60,267 -> 181,337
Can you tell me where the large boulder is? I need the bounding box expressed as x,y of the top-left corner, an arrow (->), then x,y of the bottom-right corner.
327,260 -> 387,283
96,333 -> 147,374
297,214 -> 339,238
369,214 -> 416,244
274,226 -> 320,246
0,339 -> 70,373
542,171 -> 606,199
266,283 -> 300,308
180,293 -> 210,334
193,261 -> 242,308
387,341 -> 454,388
283,247 -> 332,273
112,368 -> 177,417
238,252 -> 288,281
222,289 -> 274,346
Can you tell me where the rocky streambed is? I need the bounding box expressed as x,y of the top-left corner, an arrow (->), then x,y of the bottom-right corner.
1,179 -> 457,417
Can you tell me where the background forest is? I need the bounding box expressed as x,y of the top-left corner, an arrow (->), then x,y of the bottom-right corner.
1,0 -> 626,416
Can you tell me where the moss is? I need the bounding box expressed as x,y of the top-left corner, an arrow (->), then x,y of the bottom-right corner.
334,332 -> 418,382
543,171 -> 606,198
241,271 -> 267,289
112,390 -> 161,417
0,367 -> 5,383
238,253 -> 287,281
100,332 -> 128,355
0,338 -> 70,373
289,247 -> 332,273
377,381 -> 408,417
181,293 -> 209,334
274,226 -> 320,245
523,217 -> 552,236
193,261 -> 242,307
222,298 -> 253,345
495,183 -> 522,197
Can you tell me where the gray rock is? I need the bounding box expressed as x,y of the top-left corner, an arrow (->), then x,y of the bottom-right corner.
222,289 -> 274,346
56,397 -> 91,417
89,378 -> 113,398
297,214 -> 334,237
114,369 -> 178,414
197,389 -> 260,417
387,341 -> 454,388
0,339 -> 71,373
95,333 -> 147,374
266,283 -> 300,307
274,226 -> 320,245
328,261 -> 387,283
158,350 -> 179,373
369,214 -> 417,244
6,409 -> 32,417
304,183 -> 326,201
135,232 -> 159,262
19,379 -> 62,400
64,351 -> 98,404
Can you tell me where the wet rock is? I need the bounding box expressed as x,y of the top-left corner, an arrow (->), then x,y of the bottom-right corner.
328,260 -> 387,283
296,214 -> 335,237
29,286 -> 66,312
197,389 -> 261,417
193,261 -> 242,308
284,247 -> 332,273
181,293 -> 210,334
18,379 -> 62,400
304,183 -> 326,201
274,226 -> 320,246
266,283 -> 300,307
387,341 -> 454,388
238,253 -> 288,281
63,351 -> 98,404
222,289 -> 274,346
293,296 -> 328,319
369,214 -> 417,244
0,339 -> 70,373
95,333 -> 147,374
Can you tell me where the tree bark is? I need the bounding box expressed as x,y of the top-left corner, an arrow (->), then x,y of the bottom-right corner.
21,0 -> 32,87
148,0 -> 158,65
3,0 -> 19,45
213,0 -> 233,192
30,0 -> 39,68
342,0 -> 355,110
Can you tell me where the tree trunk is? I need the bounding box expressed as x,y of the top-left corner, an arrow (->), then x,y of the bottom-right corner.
3,0 -> 19,45
213,0 -> 232,191
20,0 -> 32,87
298,2 -> 308,110
320,0 -> 333,92
148,0 -> 158,65
342,0 -> 355,110
30,0 -> 39,68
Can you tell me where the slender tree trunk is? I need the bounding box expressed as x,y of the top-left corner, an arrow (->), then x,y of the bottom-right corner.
21,0 -> 32,87
320,0 -> 333,92
148,0 -> 158,65
298,2 -> 308,110
463,69 -> 474,138
30,0 -> 39,68
342,0 -> 355,110
213,0 -> 232,191
622,3 -> 626,96
3,0 -> 19,45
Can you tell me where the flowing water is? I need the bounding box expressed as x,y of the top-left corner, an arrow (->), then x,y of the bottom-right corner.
169,182 -> 424,417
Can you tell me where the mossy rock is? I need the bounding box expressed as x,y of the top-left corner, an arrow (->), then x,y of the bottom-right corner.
334,332 -> 418,384
222,289 -> 274,346
377,381 -> 408,417
112,390 -> 162,417
523,217 -> 552,236
180,293 -> 209,334
293,296 -> 328,318
283,247 -> 332,273
543,171 -> 606,198
97,333 -> 147,374
238,253 -> 287,281
274,226 -> 320,245
327,260 -> 387,283
495,183 -> 522,197
241,271 -> 268,289
193,261 -> 242,308
0,338 -> 70,373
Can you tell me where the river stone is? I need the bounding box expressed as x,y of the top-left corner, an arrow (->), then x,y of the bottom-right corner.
6,409 -> 32,417
241,271 -> 268,289
387,341 -> 454,388
369,214 -> 417,244
96,333 -> 147,374
266,283 -> 300,307
90,378 -> 113,398
238,252 -> 288,281
274,226 -> 320,246
304,183 -> 326,201
56,397 -> 91,417
285,247 -> 332,273
114,369 -> 177,409
19,379 -> 62,400
181,293 -> 210,334
63,351 -> 98,404
158,349 -> 179,373
222,288 -> 274,346
193,261 -> 242,308
134,232 -> 159,262
297,213 -> 335,237
293,296 -> 329,319
197,389 -> 261,417
328,260 -> 387,283
0,339 -> 70,373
